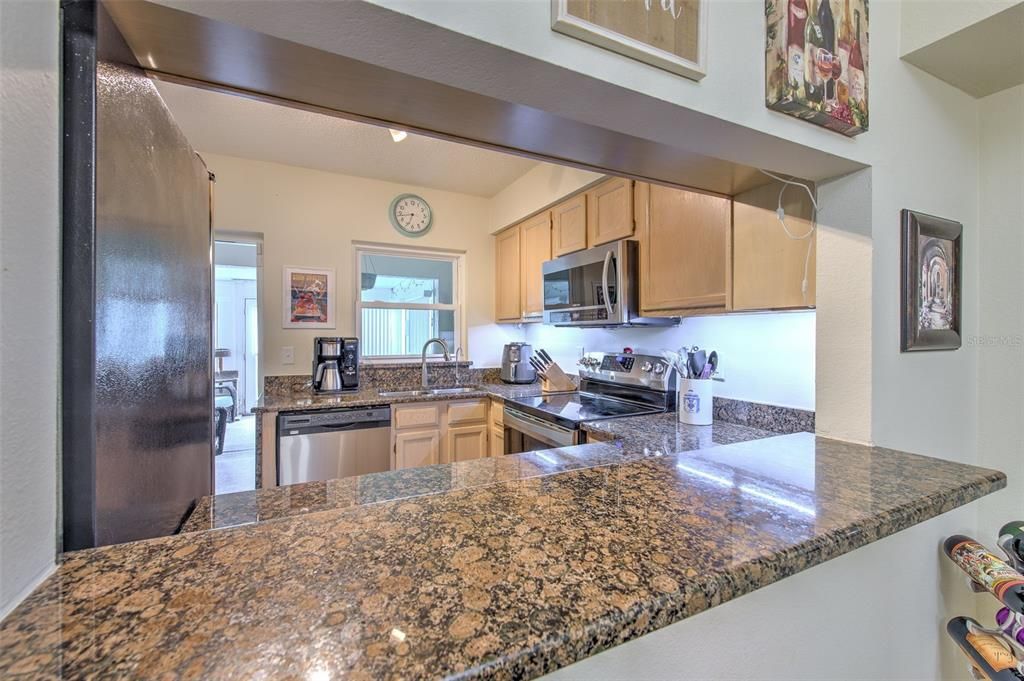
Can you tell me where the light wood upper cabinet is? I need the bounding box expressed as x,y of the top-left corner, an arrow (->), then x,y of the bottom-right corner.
587,177 -> 634,246
638,182 -> 731,315
731,181 -> 816,310
551,194 -> 588,257
494,225 -> 522,321
447,423 -> 489,463
394,429 -> 440,470
519,212 -> 552,319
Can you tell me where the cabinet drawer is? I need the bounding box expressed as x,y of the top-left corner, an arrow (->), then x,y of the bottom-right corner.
447,399 -> 488,425
393,403 -> 442,430
489,398 -> 504,428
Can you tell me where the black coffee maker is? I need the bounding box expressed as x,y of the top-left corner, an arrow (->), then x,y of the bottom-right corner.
312,337 -> 359,393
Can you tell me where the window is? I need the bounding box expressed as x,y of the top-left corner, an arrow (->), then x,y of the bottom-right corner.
355,244 -> 463,360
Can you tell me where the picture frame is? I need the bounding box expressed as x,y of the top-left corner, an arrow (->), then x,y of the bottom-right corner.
764,0 -> 869,137
283,266 -> 335,329
551,0 -> 708,81
900,210 -> 962,352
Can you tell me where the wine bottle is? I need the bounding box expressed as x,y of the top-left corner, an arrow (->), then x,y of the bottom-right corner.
848,9 -> 866,106
996,607 -> 1024,647
817,0 -> 836,101
787,0 -> 809,97
803,0 -> 824,104
999,521 -> 1024,570
947,617 -> 1024,681
836,0 -> 853,101
945,535 -> 1024,616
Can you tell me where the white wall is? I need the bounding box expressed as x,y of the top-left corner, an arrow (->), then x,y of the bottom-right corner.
976,84 -> 1024,539
0,0 -> 59,617
525,312 -> 816,411
900,0 -> 1021,54
203,153 -> 520,374
489,162 -> 601,233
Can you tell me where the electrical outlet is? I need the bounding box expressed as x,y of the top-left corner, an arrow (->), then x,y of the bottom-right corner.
281,346 -> 294,365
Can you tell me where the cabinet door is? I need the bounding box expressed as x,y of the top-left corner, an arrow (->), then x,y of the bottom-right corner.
639,184 -> 730,315
587,177 -> 634,246
495,225 -> 522,321
447,424 -> 488,463
519,212 -> 552,320
490,426 -> 505,457
731,181 -> 816,310
394,429 -> 440,470
551,194 -> 588,257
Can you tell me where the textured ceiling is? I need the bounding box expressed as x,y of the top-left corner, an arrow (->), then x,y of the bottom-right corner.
154,81 -> 540,197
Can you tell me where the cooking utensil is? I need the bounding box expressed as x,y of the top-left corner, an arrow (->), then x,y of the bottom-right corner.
538,349 -> 554,366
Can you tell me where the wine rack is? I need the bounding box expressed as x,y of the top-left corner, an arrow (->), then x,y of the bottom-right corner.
944,522 -> 1024,680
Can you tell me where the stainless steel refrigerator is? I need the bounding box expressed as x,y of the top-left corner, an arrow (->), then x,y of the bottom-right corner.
62,4 -> 213,549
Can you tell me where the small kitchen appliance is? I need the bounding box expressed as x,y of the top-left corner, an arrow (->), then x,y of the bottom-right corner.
312,337 -> 360,393
501,342 -> 537,384
503,351 -> 676,454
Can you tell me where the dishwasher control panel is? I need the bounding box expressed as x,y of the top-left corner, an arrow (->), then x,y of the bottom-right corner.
280,406 -> 391,431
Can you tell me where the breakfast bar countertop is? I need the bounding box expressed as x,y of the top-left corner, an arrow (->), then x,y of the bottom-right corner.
0,423 -> 1006,680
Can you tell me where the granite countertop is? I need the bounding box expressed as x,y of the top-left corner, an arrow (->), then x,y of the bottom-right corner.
182,418 -> 776,532
255,381 -> 551,414
0,430 -> 1005,679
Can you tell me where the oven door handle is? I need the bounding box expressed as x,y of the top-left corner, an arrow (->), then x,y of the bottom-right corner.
601,249 -> 614,320
503,408 -> 577,448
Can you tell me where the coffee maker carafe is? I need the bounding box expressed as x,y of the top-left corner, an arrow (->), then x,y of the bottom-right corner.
312,337 -> 359,393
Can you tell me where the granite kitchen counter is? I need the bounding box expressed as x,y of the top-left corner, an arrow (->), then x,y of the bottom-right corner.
183,418 -> 775,533
0,431 -> 1005,679
254,381 -> 552,414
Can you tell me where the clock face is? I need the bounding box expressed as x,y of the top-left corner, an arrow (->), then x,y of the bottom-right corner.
390,194 -> 433,237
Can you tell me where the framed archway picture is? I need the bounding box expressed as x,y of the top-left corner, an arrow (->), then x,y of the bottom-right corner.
900,210 -> 962,351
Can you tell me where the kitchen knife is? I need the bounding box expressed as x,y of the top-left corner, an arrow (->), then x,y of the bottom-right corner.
538,349 -> 554,366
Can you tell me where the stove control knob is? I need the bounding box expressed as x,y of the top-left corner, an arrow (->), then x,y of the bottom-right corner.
653,363 -> 665,375
641,361 -> 653,372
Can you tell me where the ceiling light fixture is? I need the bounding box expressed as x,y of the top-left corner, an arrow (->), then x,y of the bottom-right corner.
388,128 -> 408,143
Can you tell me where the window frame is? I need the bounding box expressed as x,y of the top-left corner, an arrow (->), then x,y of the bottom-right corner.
353,242 -> 466,363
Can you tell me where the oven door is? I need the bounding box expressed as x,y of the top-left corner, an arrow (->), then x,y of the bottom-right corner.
503,407 -> 581,454
542,241 -> 625,326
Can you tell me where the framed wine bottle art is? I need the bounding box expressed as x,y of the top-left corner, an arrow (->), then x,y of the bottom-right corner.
765,0 -> 868,136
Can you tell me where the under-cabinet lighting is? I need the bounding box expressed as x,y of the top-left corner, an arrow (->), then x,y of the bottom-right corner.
388,129 -> 408,143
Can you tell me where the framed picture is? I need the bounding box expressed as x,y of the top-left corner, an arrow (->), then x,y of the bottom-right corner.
765,0 -> 869,136
900,210 -> 962,352
283,267 -> 335,329
551,0 -> 708,81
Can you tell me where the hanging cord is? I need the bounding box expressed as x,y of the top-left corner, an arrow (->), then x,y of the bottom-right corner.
758,169 -> 821,305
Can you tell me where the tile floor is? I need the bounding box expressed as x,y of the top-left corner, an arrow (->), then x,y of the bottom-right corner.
216,414 -> 256,494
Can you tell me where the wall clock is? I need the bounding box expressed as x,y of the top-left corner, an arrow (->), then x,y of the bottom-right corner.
389,194 -> 433,237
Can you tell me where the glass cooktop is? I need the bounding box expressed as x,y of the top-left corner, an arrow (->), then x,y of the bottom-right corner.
505,392 -> 664,428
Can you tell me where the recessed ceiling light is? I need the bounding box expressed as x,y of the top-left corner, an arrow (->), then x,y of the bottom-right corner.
388,128 -> 408,143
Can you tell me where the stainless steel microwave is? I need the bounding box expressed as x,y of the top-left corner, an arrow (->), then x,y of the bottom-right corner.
541,240 -> 677,327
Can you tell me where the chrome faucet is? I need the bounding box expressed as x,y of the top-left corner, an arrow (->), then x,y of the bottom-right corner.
421,337 -> 451,388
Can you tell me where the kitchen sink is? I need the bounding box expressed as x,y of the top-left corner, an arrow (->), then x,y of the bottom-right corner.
378,386 -> 481,398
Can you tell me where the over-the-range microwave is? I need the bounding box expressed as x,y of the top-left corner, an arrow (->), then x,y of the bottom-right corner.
541,240 -> 677,327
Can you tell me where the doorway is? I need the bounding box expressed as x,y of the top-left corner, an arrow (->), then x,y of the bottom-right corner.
213,237 -> 261,493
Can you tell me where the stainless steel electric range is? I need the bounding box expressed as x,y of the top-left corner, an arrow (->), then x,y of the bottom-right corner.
503,352 -> 677,454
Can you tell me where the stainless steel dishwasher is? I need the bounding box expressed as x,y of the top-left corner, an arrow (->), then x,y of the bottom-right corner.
277,406 -> 392,485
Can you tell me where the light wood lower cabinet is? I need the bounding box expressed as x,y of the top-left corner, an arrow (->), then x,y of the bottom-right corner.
394,429 -> 441,470
392,399 -> 489,469
637,182 -> 731,316
490,427 -> 505,457
495,226 -> 522,321
447,424 -> 489,463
